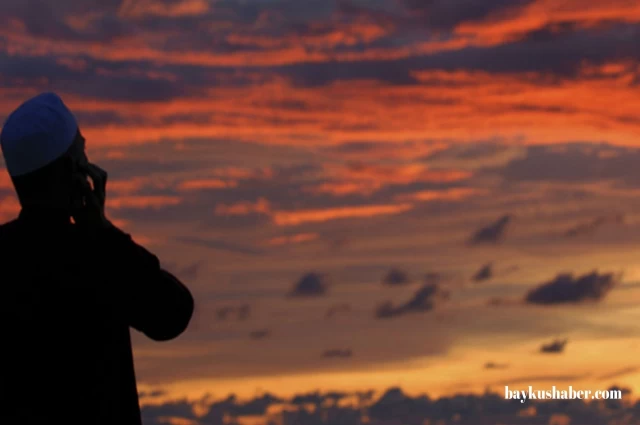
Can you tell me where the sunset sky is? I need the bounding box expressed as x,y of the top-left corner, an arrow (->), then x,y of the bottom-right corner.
2,0 -> 640,424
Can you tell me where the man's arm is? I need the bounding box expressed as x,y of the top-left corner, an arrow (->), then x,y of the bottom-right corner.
88,224 -> 195,341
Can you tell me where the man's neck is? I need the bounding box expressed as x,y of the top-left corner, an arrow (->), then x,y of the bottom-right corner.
19,202 -> 72,221
19,195 -> 69,210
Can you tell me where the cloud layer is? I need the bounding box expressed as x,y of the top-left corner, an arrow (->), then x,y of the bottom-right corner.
2,0 -> 640,416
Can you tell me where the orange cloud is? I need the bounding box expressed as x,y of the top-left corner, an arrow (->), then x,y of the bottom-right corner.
213,196 -> 415,225
178,179 -> 238,191
214,197 -> 271,216
9,63 -> 627,152
341,162 -> 472,184
459,0 -> 640,43
226,19 -> 391,51
322,141 -> 450,161
397,187 -> 486,202
118,0 -> 209,18
306,162 -> 472,197
3,0 -> 640,409
272,203 -> 413,226
108,177 -> 149,194
0,0 -> 637,76
266,233 -> 319,246
307,181 -> 384,197
108,195 -> 182,209
209,167 -> 274,180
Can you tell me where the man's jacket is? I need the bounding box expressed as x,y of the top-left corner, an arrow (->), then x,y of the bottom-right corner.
0,207 -> 194,424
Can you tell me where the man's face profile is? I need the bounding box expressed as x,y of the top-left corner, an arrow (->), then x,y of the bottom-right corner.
69,130 -> 92,184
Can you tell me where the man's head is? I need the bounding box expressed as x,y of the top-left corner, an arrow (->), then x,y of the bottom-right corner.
0,93 -> 89,210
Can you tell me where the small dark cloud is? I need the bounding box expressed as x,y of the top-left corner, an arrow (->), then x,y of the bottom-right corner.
216,306 -> 234,321
215,304 -> 251,321
138,389 -> 167,399
328,235 -> 350,252
249,329 -> 270,340
291,391 -> 329,406
472,263 -> 493,282
382,268 -> 411,286
288,273 -> 329,297
289,390 -> 351,406
484,362 -> 509,370
368,387 -> 421,422
325,303 -> 352,319
140,399 -> 197,425
540,338 -> 568,354
197,392 -> 284,422
486,297 -> 510,307
237,304 -> 251,320
162,261 -> 203,282
603,385 -> 633,411
323,391 -> 350,405
375,283 -> 449,319
563,214 -> 625,238
525,271 -> 620,305
468,215 -> 511,245
606,385 -> 632,398
322,349 -> 353,359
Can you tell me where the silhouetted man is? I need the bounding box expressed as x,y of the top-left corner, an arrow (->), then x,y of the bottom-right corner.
0,93 -> 194,424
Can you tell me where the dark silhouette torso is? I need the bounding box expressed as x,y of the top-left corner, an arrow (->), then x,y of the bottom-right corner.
0,207 -> 193,424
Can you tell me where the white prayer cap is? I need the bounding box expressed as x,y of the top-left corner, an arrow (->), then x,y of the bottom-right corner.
1,92 -> 78,177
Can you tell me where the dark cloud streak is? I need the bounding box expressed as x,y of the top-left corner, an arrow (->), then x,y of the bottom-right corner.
382,267 -> 411,286
472,263 -> 493,282
375,283 -> 449,319
468,215 -> 511,245
288,273 -> 329,297
140,384 -> 640,425
540,338 -> 568,354
400,0 -> 536,31
525,271 -> 619,305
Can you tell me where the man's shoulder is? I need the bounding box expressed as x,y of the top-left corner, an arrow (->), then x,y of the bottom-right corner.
0,218 -> 21,238
0,219 -> 22,253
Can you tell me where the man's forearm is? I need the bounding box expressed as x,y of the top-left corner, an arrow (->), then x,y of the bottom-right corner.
87,223 -> 195,340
